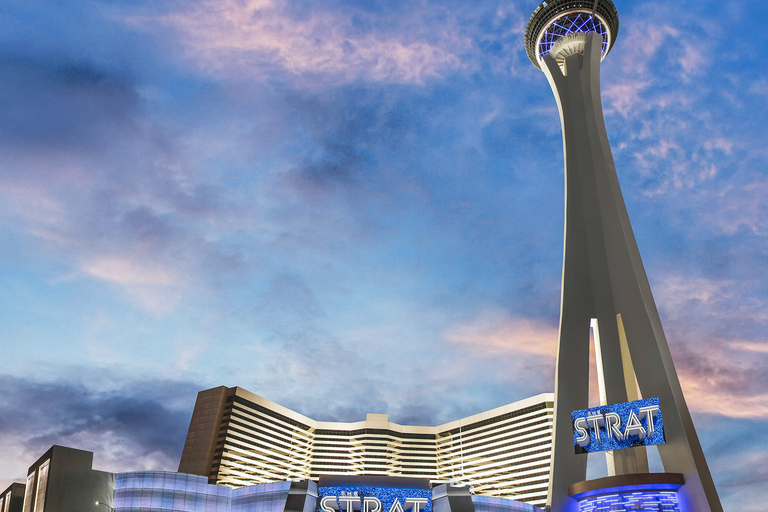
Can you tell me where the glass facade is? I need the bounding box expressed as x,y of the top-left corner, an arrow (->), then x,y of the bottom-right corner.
230,482 -> 290,512
470,496 -> 541,512
114,473 -> 292,512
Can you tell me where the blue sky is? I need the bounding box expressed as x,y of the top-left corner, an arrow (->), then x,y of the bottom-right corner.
1,0 -> 767,509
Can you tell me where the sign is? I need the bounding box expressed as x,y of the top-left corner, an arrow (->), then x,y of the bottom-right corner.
571,397 -> 665,453
318,486 -> 431,512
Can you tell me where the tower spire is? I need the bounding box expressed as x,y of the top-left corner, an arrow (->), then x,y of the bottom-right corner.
523,2 -> 722,511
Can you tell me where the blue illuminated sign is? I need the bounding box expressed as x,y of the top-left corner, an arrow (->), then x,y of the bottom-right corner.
318,486 -> 431,512
571,397 -> 665,453
577,490 -> 680,512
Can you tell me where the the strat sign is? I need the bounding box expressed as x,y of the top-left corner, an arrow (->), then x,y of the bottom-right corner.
318,486 -> 431,512
320,494 -> 427,512
571,397 -> 665,453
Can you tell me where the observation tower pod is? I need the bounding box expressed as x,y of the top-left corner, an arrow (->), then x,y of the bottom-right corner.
523,2 -> 722,512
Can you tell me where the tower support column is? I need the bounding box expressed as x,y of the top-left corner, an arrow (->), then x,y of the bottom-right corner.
541,32 -> 722,512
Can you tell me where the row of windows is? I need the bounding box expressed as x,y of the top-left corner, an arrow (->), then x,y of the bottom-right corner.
435,414 -> 552,452
313,429 -> 435,440
222,426 -> 313,460
227,416 -> 313,449
313,444 -> 435,454
226,397 -> 550,455
437,404 -> 550,437
448,432 -> 551,460
436,446 -> 552,474
214,435 -> 550,473
230,406 -> 315,441
436,417 -> 551,452
218,448 -> 308,474
233,396 -> 313,432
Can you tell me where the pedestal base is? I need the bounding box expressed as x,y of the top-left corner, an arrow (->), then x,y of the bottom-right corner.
568,473 -> 685,512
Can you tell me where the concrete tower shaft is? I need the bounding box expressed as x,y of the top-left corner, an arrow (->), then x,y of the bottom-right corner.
523,3 -> 723,511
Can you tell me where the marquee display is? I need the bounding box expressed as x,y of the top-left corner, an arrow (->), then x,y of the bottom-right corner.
318,486 -> 431,512
571,397 -> 665,453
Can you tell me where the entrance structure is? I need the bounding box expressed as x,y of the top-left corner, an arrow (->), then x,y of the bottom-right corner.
523,1 -> 722,511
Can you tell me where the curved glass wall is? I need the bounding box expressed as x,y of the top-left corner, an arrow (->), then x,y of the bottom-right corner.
470,496 -> 541,512
115,473 -> 231,512
230,482 -> 290,512
115,472 -> 292,512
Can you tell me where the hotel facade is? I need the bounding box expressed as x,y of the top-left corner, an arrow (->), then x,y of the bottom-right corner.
178,387 -> 554,508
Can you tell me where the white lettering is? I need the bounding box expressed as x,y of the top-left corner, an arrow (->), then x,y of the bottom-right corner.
574,417 -> 590,447
338,496 -> 358,512
639,405 -> 659,435
321,497 -> 338,512
405,499 -> 428,512
363,498 -> 382,512
604,412 -> 623,441
388,500 -> 404,512
623,410 -> 646,439
586,413 -> 605,442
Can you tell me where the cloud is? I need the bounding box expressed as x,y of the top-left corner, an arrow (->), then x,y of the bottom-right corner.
602,80 -> 651,118
83,257 -> 178,287
135,0 -> 466,84
729,341 -> 768,354
0,55 -> 248,314
715,179 -> 768,236
647,273 -> 768,420
702,418 -> 768,512
0,373 -> 200,486
444,312 -> 557,357
679,372 -> 768,419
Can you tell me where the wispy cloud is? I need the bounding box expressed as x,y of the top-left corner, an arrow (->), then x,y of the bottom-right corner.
678,363 -> 768,420
444,312 -> 557,357
134,0 -> 466,84
83,257 -> 178,287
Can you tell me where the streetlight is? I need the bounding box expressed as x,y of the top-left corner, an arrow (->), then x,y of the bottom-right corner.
95,501 -> 115,512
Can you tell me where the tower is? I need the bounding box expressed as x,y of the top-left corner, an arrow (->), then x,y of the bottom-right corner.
522,2 -> 722,511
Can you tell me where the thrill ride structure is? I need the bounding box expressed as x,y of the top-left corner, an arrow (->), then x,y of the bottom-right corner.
523,1 -> 722,511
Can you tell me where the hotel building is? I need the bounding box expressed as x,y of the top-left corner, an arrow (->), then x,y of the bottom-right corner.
178,387 -> 554,508
19,446 -> 115,512
1,483 -> 25,512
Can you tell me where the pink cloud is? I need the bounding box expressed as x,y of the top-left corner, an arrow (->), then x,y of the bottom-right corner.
138,0 -> 465,84
603,79 -> 651,118
678,364 -> 768,420
83,256 -> 178,287
444,313 -> 558,357
79,256 -> 187,315
729,341 -> 768,354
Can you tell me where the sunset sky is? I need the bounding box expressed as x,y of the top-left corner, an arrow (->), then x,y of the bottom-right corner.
1,0 -> 767,510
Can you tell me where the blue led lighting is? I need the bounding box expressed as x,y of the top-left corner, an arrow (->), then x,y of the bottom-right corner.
318,486 -> 432,512
537,12 -> 609,59
577,490 -> 680,512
